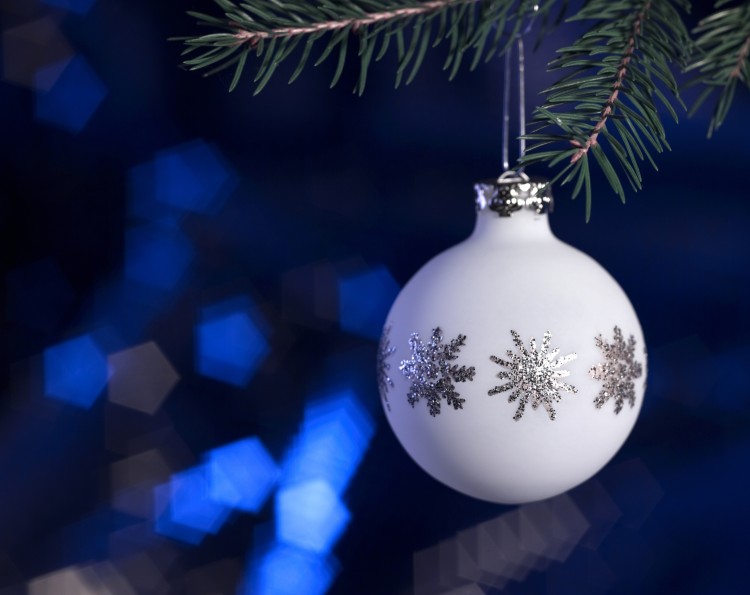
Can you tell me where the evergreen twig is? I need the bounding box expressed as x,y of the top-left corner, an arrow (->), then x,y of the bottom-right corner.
518,0 -> 691,220
685,0 -> 750,137
178,0 -> 557,95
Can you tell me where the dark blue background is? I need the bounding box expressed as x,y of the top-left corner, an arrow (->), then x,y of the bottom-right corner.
1,1 -> 749,594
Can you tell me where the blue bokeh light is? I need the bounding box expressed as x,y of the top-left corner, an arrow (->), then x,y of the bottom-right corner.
153,483 -> 205,546
129,141 -> 237,221
125,222 -> 194,291
281,390 -> 375,495
129,160 -> 173,222
276,480 -> 351,555
154,465 -> 231,545
2,17 -> 74,90
207,437 -> 280,513
43,334 -> 109,408
34,56 -> 107,133
242,543 -> 339,595
338,265 -> 399,340
196,297 -> 270,387
42,0 -> 99,15
153,140 -> 238,214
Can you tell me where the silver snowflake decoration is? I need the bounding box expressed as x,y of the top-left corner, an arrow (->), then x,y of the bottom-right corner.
377,325 -> 396,411
489,330 -> 578,421
399,327 -> 476,417
590,326 -> 643,414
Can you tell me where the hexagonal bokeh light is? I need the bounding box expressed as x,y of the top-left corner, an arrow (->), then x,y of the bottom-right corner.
111,449 -> 173,518
2,17 -> 74,90
337,264 -> 399,340
281,390 -> 375,496
154,465 -> 231,546
129,140 -> 238,220
43,334 -> 110,408
153,140 -> 238,214
243,543 -> 339,595
34,55 -> 107,133
125,222 -> 195,291
276,480 -> 351,555
108,341 -> 180,415
196,296 -> 270,387
207,437 -> 280,513
28,563 -> 117,595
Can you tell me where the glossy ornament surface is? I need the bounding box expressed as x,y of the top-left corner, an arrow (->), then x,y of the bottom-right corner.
379,177 -> 646,504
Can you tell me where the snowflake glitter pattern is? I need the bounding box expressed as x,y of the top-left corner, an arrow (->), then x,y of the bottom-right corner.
589,326 -> 643,414
399,327 -> 476,417
489,330 -> 578,421
377,325 -> 396,411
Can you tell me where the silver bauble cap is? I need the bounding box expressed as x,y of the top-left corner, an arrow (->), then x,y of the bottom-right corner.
474,172 -> 553,217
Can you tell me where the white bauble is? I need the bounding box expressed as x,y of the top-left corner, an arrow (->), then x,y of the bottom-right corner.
377,176 -> 646,504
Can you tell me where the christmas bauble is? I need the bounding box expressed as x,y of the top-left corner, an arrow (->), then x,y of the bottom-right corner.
378,176 -> 646,504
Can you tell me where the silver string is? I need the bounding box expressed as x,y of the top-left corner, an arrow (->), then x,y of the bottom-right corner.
500,37 -> 527,175
502,47 -> 511,172
518,36 -> 526,167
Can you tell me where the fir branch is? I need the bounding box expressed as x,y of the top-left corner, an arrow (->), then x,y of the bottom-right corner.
685,1 -> 750,137
519,0 -> 691,220
179,0 -> 556,94
177,1 -> 750,215
232,0 -> 464,42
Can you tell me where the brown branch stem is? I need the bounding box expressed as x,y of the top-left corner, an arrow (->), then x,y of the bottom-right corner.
570,1 -> 652,164
233,0 -> 475,45
730,35 -> 750,81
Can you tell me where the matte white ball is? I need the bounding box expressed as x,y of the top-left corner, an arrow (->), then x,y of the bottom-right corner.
378,180 -> 647,504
